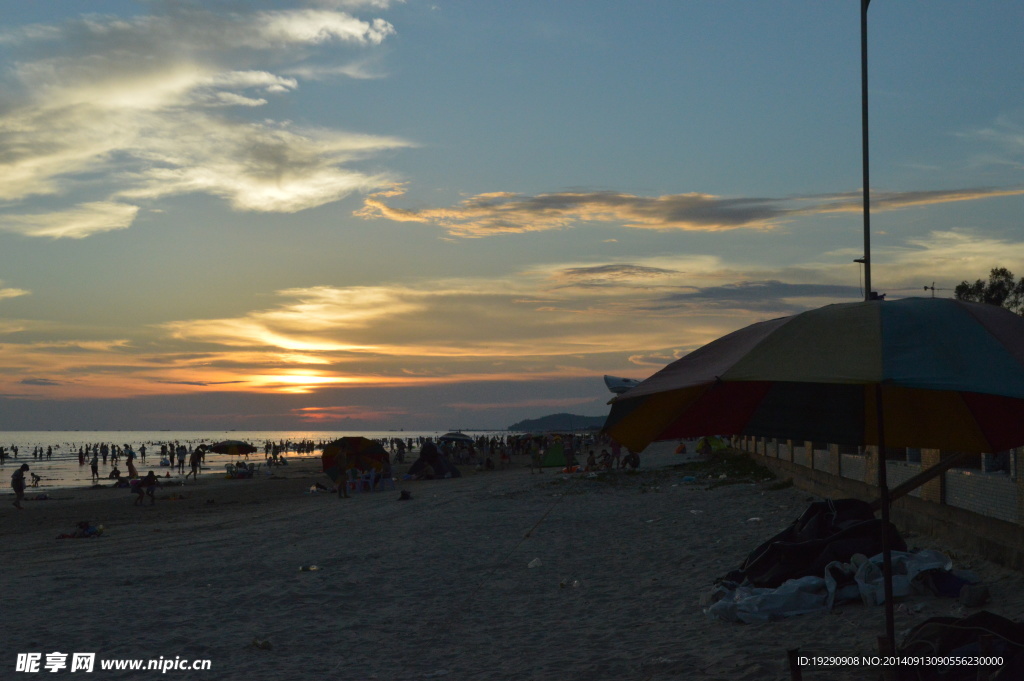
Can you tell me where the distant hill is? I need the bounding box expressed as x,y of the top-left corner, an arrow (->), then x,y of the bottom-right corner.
507,413 -> 606,432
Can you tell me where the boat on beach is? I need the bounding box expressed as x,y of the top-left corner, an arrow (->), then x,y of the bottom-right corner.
603,375 -> 641,394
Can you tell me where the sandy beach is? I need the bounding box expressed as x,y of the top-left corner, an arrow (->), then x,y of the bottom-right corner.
5,444 -> 1024,681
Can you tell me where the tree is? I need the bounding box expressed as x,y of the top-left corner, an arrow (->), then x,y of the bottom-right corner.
955,267 -> 1024,315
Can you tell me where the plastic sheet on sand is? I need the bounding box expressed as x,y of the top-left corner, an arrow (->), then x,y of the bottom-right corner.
706,549 -> 952,624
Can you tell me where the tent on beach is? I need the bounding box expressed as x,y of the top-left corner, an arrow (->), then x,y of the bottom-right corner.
719,498 -> 906,589
540,437 -> 566,468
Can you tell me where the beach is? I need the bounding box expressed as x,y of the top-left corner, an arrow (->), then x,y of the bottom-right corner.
5,443 -> 1024,681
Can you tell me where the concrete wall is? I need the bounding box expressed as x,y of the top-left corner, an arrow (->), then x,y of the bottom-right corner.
735,436 -> 1024,571
945,470 -> 1018,524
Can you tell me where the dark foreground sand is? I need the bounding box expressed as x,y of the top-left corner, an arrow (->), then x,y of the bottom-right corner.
4,445 -> 1023,680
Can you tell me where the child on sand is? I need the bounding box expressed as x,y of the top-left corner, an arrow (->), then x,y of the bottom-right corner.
133,471 -> 159,506
143,471 -> 158,505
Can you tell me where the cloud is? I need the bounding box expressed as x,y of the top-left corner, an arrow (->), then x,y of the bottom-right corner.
0,7 -> 395,53
308,1 -> 403,9
114,119 -> 409,212
155,380 -> 249,387
446,397 -> 597,411
357,186 -> 1024,237
860,230 -> 1024,298
551,264 -> 679,286
627,351 -> 682,368
0,202 -> 139,239
356,188 -> 790,236
19,378 -> 62,386
960,111 -> 1024,171
0,4 -> 407,233
292,404 -> 408,422
805,188 -> 1024,215
1,227 -> 1020,401
284,59 -> 389,80
656,280 -> 862,313
250,9 -> 395,46
0,286 -> 30,301
163,285 -> 425,352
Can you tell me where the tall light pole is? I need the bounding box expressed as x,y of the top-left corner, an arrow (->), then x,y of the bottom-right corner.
861,0 -> 897,658
861,0 -> 873,302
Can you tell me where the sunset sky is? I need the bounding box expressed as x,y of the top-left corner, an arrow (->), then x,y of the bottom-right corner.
0,1 -> 1022,430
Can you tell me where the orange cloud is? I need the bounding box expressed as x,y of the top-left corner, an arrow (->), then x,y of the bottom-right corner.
357,186 -> 1024,237
292,405 -> 409,422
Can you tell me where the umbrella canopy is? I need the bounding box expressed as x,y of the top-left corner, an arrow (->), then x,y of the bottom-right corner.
321,437 -> 389,486
603,297 -> 1024,652
605,297 -> 1024,453
208,440 -> 258,455
439,432 -> 473,444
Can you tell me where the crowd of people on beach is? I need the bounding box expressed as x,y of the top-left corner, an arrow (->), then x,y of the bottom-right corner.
9,432 -> 647,509
5,439 -> 205,508
383,432 -> 640,479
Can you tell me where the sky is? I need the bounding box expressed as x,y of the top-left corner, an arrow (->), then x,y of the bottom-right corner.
0,0 -> 1022,431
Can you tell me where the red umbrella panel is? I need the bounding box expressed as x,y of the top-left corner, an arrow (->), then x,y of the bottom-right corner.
322,437 -> 389,486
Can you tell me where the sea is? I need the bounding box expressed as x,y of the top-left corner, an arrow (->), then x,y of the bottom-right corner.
0,429 -> 515,492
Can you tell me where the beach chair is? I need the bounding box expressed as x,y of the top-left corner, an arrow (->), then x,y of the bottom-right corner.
225,463 -> 236,478
347,470 -> 367,493
364,470 -> 394,491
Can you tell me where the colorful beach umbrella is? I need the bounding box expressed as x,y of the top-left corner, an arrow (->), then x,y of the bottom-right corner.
321,437 -> 388,486
208,440 -> 258,455
603,297 -> 1024,650
604,297 -> 1024,454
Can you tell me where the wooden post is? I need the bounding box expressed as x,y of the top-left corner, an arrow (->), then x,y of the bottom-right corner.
787,648 -> 803,681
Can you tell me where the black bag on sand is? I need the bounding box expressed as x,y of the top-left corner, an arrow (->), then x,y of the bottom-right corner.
719,498 -> 906,588
897,610 -> 1024,681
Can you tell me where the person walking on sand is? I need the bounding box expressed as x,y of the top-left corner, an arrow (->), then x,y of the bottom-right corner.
186,447 -> 202,481
12,463 -> 29,509
90,453 -> 100,482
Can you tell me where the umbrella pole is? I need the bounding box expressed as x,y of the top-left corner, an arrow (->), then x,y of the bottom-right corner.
875,384 -> 896,654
